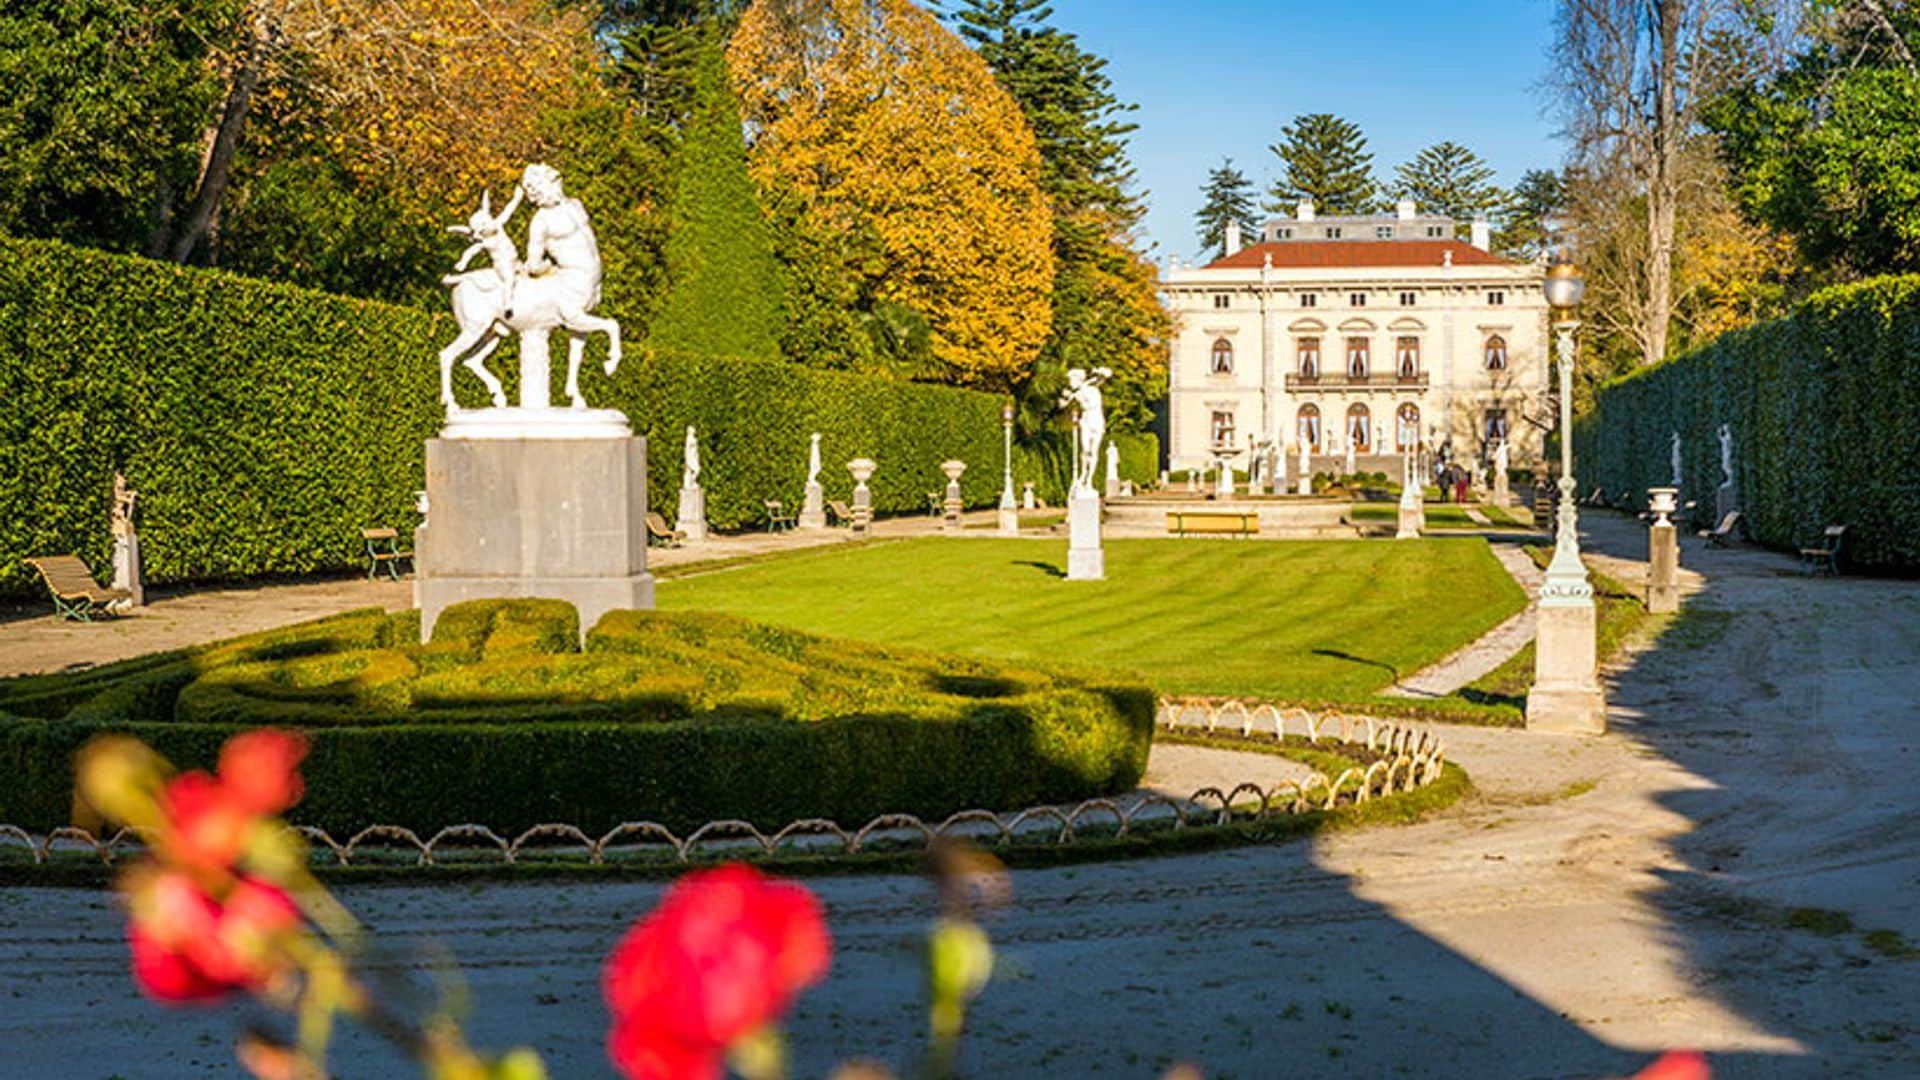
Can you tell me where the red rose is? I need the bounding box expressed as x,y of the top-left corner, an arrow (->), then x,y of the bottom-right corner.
158,771 -> 253,872
219,730 -> 308,815
127,872 -> 302,1005
603,865 -> 830,1080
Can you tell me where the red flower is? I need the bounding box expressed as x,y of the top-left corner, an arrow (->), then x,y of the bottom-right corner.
127,872 -> 302,1005
219,730 -> 308,816
1632,1051 -> 1710,1080
603,864 -> 830,1080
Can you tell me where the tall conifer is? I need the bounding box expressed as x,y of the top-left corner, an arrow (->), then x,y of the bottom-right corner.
1266,113 -> 1382,216
1196,158 -> 1259,256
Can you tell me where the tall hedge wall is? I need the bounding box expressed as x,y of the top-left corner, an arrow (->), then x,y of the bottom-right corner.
1573,275 -> 1920,568
0,237 -> 1157,598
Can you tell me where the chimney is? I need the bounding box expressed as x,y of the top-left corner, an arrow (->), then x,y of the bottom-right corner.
1296,199 -> 1316,222
1224,218 -> 1242,257
1396,199 -> 1416,220
1470,218 -> 1491,251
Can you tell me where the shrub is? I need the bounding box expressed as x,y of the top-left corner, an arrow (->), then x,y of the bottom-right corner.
1576,274 -> 1920,568
0,603 -> 1154,835
0,236 -> 1081,597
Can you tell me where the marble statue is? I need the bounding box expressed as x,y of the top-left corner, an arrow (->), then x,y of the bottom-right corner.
1670,431 -> 1683,488
682,426 -> 701,491
110,471 -> 143,608
437,163 -> 623,413
1494,439 -> 1509,475
1104,441 -> 1121,497
1059,367 -> 1112,495
111,472 -> 137,538
1718,424 -> 1733,487
807,433 -> 822,487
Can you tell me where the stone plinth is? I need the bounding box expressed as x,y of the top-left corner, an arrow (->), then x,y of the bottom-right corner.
798,482 -> 826,530
851,488 -> 872,534
675,485 -> 708,542
416,435 -> 654,642
112,533 -> 145,607
1648,523 -> 1679,614
1494,473 -> 1511,507
1396,500 -> 1423,539
1527,601 -> 1606,735
997,506 -> 1019,536
1066,492 -> 1104,580
942,480 -> 963,533
1717,483 -> 1737,524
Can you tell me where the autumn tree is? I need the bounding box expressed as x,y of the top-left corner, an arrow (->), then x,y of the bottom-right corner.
729,0 -> 1055,390
1391,141 -> 1507,229
649,32 -> 781,362
1196,158 -> 1260,257
1266,113 -> 1382,216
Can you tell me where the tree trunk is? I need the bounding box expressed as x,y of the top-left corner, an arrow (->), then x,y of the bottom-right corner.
1641,0 -> 1682,367
166,19 -> 269,263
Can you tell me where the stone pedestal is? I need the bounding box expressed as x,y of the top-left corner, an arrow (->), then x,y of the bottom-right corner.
1494,472 -> 1511,508
1066,492 -> 1104,581
1215,464 -> 1234,498
1717,483 -> 1737,524
675,485 -> 708,542
997,506 -> 1019,536
1022,482 -> 1036,510
851,488 -> 872,535
415,433 -> 654,642
798,482 -> 826,530
111,533 -> 145,608
1527,602 -> 1606,734
1396,500 -> 1423,539
1647,523 -> 1679,614
942,480 -> 964,534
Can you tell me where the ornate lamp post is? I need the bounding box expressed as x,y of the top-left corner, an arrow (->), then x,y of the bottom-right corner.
999,403 -> 1019,536
1527,257 -> 1606,734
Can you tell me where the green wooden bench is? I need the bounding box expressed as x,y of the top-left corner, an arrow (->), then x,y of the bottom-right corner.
1798,525 -> 1845,576
764,500 -> 796,533
25,555 -> 131,621
360,528 -> 412,580
646,512 -> 685,548
827,499 -> 856,528
1166,510 -> 1259,538
1698,511 -> 1742,549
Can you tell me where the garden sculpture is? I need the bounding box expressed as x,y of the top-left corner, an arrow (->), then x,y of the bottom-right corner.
807,433 -> 822,487
683,426 -> 701,491
1671,430 -> 1683,488
1059,367 -> 1112,496
437,163 -> 622,412
1718,423 -> 1733,488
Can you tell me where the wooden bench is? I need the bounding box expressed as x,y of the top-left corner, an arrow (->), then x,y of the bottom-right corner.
1166,510 -> 1259,538
1698,511 -> 1742,549
1799,525 -> 1845,576
24,555 -> 131,622
764,500 -> 796,533
646,512 -> 685,548
827,499 -> 856,527
360,527 -> 412,580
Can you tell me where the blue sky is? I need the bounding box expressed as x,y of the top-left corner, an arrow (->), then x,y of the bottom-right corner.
1042,0 -> 1565,259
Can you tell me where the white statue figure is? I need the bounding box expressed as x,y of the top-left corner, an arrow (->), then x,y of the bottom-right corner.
682,426 -> 701,490
1059,367 -> 1112,496
1494,438 -> 1509,476
445,185 -> 523,318
1670,430 -> 1683,488
437,163 -> 623,413
807,432 -> 823,487
1105,440 -> 1121,495
1718,423 -> 1733,487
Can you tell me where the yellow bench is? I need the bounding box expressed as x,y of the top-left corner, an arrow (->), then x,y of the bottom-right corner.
1166,510 -> 1259,537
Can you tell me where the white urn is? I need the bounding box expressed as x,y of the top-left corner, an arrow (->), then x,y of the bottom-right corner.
1647,486 -> 1679,527
847,457 -> 877,492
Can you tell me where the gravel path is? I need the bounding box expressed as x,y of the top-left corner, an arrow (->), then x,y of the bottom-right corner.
2,515 -> 1916,1077
1385,539 -> 1547,698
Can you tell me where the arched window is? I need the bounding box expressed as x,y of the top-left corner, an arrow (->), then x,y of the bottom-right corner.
1395,336 -> 1420,378
1396,403 -> 1421,451
1210,338 -> 1233,375
1346,404 -> 1371,452
1346,337 -> 1370,379
1297,404 -> 1322,452
1297,337 -> 1320,378
1484,334 -> 1508,371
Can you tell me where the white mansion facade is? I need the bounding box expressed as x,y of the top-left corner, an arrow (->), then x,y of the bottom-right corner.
1163,201 -> 1549,478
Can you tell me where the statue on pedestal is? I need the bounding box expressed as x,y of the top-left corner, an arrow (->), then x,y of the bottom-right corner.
1718,424 -> 1734,488
682,426 -> 702,491
807,433 -> 822,487
110,471 -> 143,608
1059,367 -> 1111,496
1671,430 -> 1683,488
437,163 -> 623,413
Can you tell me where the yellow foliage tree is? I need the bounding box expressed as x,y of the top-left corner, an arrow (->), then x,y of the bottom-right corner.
728,0 -> 1055,389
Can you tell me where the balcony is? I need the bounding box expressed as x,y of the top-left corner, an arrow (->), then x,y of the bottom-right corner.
1285,371 -> 1429,392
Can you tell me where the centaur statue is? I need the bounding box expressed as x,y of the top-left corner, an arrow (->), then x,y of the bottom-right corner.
438,163 -> 622,412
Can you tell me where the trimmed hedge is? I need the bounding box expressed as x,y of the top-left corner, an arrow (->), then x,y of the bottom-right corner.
1575,275 -> 1920,568
0,236 -> 1128,597
0,601 -> 1155,835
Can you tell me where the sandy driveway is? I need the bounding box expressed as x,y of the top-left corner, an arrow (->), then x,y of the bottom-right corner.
2,514 -> 1916,1077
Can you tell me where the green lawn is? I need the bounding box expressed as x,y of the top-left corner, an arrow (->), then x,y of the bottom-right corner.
659,537 -> 1527,704
1350,503 -> 1481,528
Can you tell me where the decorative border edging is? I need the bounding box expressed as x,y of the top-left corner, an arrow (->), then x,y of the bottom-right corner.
0,700 -> 1449,870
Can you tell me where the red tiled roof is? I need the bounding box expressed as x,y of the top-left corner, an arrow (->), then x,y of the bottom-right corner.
1205,240 -> 1515,270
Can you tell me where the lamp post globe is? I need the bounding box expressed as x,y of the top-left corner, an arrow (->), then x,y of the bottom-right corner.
1544,258 -> 1585,312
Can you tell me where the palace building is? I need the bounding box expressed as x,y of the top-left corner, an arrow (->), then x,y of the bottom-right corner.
1162,200 -> 1549,482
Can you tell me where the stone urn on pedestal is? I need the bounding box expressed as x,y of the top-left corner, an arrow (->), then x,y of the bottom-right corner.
846,457 -> 877,536
941,459 -> 966,533
1646,487 -> 1680,614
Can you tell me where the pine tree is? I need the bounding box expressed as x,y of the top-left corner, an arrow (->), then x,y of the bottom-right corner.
942,0 -> 1166,424
1496,168 -> 1566,259
1391,141 -> 1507,232
648,33 -> 781,363
1266,113 -> 1381,216
1196,158 -> 1259,256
